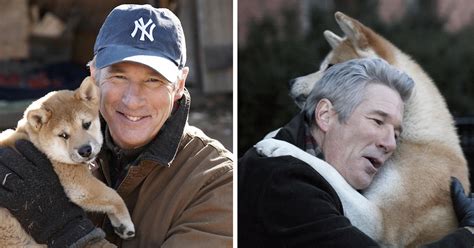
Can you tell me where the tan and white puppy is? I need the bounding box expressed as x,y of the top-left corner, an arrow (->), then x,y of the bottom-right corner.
0,77 -> 134,247
256,12 -> 469,247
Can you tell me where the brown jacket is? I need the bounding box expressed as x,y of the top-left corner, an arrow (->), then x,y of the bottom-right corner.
91,90 -> 233,247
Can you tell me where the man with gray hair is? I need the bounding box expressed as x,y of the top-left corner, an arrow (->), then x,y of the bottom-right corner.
302,58 -> 413,190
238,58 -> 474,246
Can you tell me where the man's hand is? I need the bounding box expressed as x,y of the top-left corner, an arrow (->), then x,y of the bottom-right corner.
451,177 -> 474,227
0,139 -> 104,247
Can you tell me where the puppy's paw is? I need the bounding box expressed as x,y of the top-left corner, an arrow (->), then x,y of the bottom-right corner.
113,222 -> 135,240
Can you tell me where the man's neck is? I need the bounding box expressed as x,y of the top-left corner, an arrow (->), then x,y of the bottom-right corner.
304,123 -> 324,159
310,125 -> 324,152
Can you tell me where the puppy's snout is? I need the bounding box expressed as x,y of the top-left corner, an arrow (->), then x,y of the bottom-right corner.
78,145 -> 92,158
288,78 -> 296,89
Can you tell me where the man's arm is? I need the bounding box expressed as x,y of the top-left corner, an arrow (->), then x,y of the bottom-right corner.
255,138 -> 383,240
257,158 -> 378,247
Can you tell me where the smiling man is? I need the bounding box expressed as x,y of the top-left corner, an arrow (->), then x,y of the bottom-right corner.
94,61 -> 186,150
0,4 -> 232,248
238,58 -> 474,247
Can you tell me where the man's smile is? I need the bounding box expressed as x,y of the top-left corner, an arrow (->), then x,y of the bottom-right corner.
117,111 -> 149,122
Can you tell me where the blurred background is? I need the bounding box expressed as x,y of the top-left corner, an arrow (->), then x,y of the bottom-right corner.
0,0 -> 233,150
238,0 -> 474,172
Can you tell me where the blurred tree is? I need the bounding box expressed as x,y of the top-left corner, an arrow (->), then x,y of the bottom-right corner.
238,7 -> 334,156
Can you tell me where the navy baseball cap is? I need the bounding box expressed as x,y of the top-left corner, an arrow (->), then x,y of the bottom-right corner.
94,4 -> 186,83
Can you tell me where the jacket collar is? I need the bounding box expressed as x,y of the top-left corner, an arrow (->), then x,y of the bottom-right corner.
274,112 -> 308,148
101,88 -> 191,167
274,112 -> 324,159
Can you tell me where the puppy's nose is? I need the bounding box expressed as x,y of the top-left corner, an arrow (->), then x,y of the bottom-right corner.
78,145 -> 92,158
288,78 -> 296,89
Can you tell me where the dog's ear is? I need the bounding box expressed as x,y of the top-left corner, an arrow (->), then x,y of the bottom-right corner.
323,30 -> 343,49
334,11 -> 369,50
75,76 -> 100,103
27,108 -> 52,132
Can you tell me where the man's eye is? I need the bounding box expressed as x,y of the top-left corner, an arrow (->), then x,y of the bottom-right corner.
372,118 -> 383,125
112,75 -> 126,79
147,78 -> 163,83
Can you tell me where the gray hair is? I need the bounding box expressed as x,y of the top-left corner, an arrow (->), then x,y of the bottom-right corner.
303,58 -> 414,124
87,57 -> 101,82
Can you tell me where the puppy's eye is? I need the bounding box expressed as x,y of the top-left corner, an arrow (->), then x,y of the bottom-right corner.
59,133 -> 69,140
83,121 -> 91,130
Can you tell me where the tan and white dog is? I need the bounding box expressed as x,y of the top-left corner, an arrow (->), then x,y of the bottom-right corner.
256,12 -> 470,247
0,77 -> 134,247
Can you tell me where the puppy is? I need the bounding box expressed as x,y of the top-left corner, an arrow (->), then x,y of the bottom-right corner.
0,77 -> 134,247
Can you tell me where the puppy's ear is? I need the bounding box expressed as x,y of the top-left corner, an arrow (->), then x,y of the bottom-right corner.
27,108 -> 52,132
334,11 -> 369,49
75,76 -> 100,103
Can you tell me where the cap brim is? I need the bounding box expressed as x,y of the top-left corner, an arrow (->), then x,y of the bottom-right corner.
95,46 -> 179,83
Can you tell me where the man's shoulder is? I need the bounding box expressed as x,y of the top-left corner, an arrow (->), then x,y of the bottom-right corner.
182,124 -> 232,159
238,147 -> 304,180
238,147 -> 347,242
238,145 -> 318,177
172,125 -> 233,182
238,147 -> 340,202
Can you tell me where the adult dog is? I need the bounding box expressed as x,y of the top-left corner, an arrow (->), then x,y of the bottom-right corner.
0,77 -> 134,247
256,12 -> 470,247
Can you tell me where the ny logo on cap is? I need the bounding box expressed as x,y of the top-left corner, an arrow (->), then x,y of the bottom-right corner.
131,17 -> 156,41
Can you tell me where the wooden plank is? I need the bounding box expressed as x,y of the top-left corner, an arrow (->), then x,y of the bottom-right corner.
196,0 -> 233,93
0,0 -> 29,60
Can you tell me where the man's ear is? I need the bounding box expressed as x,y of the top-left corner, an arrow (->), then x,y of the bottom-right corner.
173,67 -> 188,101
89,61 -> 97,81
314,99 -> 334,132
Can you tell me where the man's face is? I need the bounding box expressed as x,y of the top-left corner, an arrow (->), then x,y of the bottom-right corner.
96,61 -> 184,149
319,84 -> 404,190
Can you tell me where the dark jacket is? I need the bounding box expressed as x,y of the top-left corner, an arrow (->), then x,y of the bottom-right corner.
238,113 -> 474,247
91,90 -> 233,247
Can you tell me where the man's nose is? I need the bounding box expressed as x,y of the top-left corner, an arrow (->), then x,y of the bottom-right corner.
122,82 -> 144,107
377,128 -> 397,154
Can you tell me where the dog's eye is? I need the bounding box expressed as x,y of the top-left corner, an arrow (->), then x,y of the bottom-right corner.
326,63 -> 335,70
83,121 -> 91,130
58,132 -> 69,140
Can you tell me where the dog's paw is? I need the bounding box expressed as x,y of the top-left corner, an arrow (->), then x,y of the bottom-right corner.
254,139 -> 296,157
108,210 -> 135,240
113,222 -> 135,240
